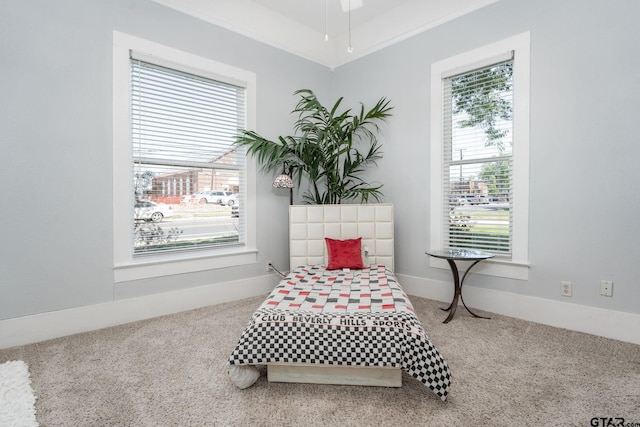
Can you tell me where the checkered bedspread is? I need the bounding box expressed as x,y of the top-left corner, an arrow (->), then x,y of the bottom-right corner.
228,265 -> 451,400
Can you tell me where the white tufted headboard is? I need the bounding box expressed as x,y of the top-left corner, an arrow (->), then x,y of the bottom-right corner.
289,204 -> 394,271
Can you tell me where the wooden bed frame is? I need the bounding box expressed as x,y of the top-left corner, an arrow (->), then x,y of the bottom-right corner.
266,203 -> 400,388
268,363 -> 402,387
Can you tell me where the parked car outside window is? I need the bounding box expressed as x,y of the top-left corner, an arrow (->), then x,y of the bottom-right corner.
134,200 -> 173,223
181,191 -> 209,204
182,191 -> 237,205
208,191 -> 237,205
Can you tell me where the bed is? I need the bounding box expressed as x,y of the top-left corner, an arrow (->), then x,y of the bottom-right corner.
227,204 -> 451,401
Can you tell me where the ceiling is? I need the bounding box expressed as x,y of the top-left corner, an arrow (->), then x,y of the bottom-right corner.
151,0 -> 499,69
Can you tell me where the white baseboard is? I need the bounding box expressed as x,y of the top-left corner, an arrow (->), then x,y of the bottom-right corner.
397,273 -> 640,346
0,275 -> 277,350
3,273 -> 638,350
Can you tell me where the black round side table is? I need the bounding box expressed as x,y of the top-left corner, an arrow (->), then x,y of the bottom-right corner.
426,249 -> 494,323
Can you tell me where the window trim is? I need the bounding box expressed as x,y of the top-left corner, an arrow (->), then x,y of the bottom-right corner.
113,31 -> 257,282
429,32 -> 530,280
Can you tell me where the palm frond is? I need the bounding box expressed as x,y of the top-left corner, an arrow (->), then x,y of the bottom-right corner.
235,89 -> 392,204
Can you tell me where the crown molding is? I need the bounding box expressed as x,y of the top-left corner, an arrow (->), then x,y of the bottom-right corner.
151,0 -> 499,69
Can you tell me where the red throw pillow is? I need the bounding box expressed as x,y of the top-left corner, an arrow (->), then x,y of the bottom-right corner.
325,237 -> 364,270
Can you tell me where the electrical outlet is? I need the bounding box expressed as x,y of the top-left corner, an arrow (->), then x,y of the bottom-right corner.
600,280 -> 613,297
266,261 -> 273,272
561,281 -> 572,297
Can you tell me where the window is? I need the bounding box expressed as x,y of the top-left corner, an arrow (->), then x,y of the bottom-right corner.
113,32 -> 257,282
443,56 -> 513,255
131,58 -> 245,254
430,33 -> 530,280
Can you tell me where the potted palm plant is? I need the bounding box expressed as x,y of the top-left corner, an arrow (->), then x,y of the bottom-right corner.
235,89 -> 393,204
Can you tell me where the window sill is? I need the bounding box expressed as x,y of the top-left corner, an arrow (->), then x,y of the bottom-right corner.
114,247 -> 258,282
429,257 -> 530,281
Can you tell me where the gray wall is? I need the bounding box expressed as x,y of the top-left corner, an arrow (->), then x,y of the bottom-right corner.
1,0 -> 639,323
0,0 -> 329,320
331,0 -> 640,314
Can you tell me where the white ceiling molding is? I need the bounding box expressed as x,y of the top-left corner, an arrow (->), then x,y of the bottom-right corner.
151,0 -> 499,70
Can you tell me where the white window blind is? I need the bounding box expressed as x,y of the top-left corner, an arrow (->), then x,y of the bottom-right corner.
130,57 -> 246,255
442,58 -> 513,257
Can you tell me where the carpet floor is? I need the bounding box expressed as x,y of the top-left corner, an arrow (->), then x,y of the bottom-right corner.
1,295 -> 639,426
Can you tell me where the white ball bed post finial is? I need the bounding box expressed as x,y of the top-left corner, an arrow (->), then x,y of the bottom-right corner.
228,365 -> 260,389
